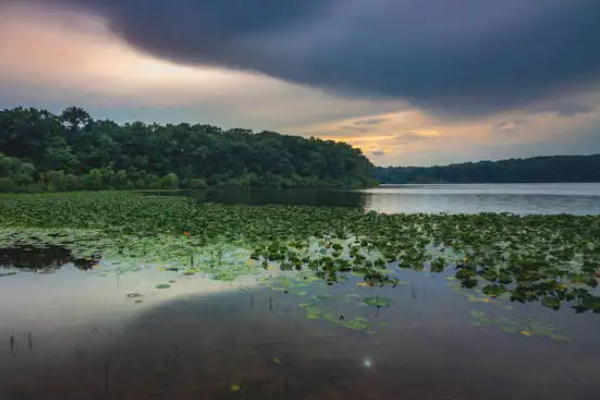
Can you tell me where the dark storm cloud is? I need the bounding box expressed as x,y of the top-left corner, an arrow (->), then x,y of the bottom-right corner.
555,104 -> 595,117
3,0 -> 600,115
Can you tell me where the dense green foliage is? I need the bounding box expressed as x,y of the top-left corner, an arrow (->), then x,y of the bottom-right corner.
1,192 -> 599,313
0,153 -> 35,191
375,154 -> 600,184
0,106 -> 375,191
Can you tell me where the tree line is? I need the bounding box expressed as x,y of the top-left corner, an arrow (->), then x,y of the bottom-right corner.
375,155 -> 600,184
0,107 -> 375,192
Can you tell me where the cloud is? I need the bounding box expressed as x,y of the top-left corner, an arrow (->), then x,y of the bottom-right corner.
371,150 -> 386,157
295,99 -> 600,166
0,4 -> 404,129
383,132 -> 431,146
354,117 -> 390,126
1,0 -> 599,116
491,121 -> 520,132
340,125 -> 370,133
555,104 -> 595,117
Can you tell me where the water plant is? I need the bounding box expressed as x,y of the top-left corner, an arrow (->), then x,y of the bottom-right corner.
0,192 -> 599,314
363,296 -> 395,307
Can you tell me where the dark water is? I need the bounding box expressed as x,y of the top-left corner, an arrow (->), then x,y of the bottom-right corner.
158,183 -> 600,215
1,249 -> 600,400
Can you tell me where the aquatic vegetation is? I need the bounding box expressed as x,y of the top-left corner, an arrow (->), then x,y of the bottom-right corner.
469,310 -> 568,340
298,300 -> 377,332
363,296 -> 395,307
0,192 -> 599,314
155,284 -> 171,290
298,303 -> 321,320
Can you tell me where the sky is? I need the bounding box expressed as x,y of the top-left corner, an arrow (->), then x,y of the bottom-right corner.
0,0 -> 599,166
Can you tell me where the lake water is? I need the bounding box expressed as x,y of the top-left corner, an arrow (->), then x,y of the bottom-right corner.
170,183 -> 600,215
1,250 -> 599,400
2,187 -> 600,399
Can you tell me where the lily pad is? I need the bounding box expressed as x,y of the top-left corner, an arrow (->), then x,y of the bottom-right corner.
312,294 -> 333,301
363,296 -> 394,307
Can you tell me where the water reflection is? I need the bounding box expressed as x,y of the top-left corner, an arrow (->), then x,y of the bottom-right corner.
0,245 -> 98,270
165,188 -> 365,208
154,183 -> 600,215
359,184 -> 600,215
2,268 -> 600,400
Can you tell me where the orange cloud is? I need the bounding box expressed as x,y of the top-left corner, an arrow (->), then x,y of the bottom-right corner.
291,102 -> 600,165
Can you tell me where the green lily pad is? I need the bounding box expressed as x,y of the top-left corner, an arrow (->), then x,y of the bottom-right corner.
363,296 -> 394,307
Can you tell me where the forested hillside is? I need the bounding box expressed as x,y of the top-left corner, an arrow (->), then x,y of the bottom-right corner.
375,155 -> 600,184
0,107 -> 375,191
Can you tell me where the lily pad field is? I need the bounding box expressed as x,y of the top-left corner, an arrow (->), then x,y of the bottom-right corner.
1,191 -> 600,399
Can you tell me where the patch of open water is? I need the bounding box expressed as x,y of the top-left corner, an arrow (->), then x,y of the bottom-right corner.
1,247 -> 599,400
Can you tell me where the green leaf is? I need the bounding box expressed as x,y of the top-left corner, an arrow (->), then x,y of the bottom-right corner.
541,296 -> 561,310
363,296 -> 395,307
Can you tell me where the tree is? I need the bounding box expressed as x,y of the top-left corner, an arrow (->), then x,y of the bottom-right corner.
60,106 -> 91,131
161,173 -> 180,189
83,169 -> 103,190
0,106 -> 377,190
0,152 -> 36,191
375,155 -> 600,184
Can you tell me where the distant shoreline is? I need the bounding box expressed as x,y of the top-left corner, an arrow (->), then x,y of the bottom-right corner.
375,154 -> 600,184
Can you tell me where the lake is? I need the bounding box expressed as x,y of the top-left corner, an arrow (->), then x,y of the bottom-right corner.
1,190 -> 599,400
168,183 -> 600,215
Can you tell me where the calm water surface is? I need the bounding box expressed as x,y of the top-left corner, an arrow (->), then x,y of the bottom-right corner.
2,185 -> 600,399
168,183 -> 600,215
1,247 -> 599,399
